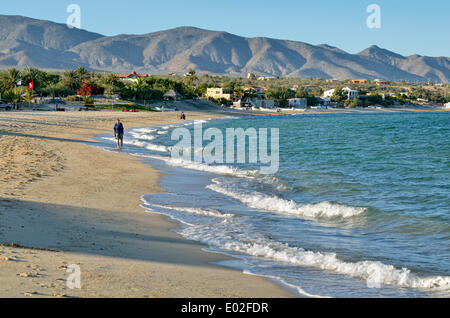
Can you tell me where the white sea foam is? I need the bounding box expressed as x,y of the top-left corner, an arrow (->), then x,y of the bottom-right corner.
243,270 -> 329,298
133,128 -> 157,133
192,119 -> 210,124
179,221 -> 450,292
144,144 -> 169,152
141,198 -> 450,292
145,203 -> 234,218
128,131 -> 156,141
143,154 -> 259,178
136,134 -> 157,141
172,119 -> 212,128
206,179 -> 366,220
102,136 -> 169,153
142,204 -> 194,227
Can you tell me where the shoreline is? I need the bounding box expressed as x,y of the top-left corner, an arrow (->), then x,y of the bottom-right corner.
242,106 -> 450,116
1,108 -> 449,297
91,116 -> 310,298
105,109 -> 450,298
0,110 -> 294,297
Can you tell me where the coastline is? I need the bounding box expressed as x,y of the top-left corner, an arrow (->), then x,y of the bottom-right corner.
1,107 -> 448,298
248,105 -> 450,115
0,110 -> 294,298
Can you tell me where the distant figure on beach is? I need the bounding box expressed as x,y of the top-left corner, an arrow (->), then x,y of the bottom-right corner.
114,119 -> 124,149
180,112 -> 186,120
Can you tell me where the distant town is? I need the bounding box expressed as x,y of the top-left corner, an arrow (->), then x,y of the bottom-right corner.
1,67 -> 449,111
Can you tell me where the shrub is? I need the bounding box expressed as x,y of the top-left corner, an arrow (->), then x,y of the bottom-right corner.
84,96 -> 94,106
65,95 -> 83,102
78,81 -> 104,96
211,97 -> 232,107
345,98 -> 358,108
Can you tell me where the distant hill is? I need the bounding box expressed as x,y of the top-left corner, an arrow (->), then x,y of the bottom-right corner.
0,15 -> 103,69
0,15 -> 448,82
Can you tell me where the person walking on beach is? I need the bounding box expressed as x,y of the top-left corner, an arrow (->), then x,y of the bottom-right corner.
114,119 -> 124,149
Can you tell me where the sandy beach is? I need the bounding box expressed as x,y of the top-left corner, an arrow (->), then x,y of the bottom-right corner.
0,110 -> 294,298
1,106 -> 448,298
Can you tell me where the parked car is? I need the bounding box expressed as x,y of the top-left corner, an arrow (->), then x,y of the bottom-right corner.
0,101 -> 12,111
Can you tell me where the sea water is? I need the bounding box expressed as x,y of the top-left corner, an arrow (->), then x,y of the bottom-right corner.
96,112 -> 450,297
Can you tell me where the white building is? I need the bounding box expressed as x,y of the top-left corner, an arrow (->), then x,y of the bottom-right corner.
323,87 -> 358,100
258,76 -> 277,81
323,89 -> 335,98
445,102 -> 450,108
344,87 -> 359,99
288,98 -> 307,108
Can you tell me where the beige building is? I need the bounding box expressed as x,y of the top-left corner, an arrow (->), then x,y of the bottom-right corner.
115,71 -> 148,83
350,79 -> 368,84
206,88 -> 233,100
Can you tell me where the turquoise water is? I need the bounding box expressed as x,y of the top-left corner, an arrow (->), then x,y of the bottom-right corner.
98,112 -> 450,297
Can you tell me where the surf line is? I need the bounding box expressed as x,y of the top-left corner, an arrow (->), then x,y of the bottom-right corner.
170,121 -> 279,174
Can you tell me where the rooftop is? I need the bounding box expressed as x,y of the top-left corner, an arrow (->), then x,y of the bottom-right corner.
115,71 -> 148,79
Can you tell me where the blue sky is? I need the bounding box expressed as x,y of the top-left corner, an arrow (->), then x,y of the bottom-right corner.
2,0 -> 449,57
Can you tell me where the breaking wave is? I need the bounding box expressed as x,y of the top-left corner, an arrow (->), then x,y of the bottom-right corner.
178,220 -> 450,292
206,179 -> 366,220
142,154 -> 260,178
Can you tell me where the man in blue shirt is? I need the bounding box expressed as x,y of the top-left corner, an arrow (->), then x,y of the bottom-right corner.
114,119 -> 124,149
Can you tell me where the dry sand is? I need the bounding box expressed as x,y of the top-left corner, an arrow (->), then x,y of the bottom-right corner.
0,110 -> 293,298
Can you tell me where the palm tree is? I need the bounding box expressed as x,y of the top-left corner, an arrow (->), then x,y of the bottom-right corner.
61,70 -> 81,92
100,73 -> 124,95
3,88 -> 22,107
233,86 -> 244,101
132,77 -> 147,90
1,68 -> 22,90
131,77 -> 148,100
243,88 -> 257,99
21,67 -> 42,89
185,69 -> 198,88
76,66 -> 90,81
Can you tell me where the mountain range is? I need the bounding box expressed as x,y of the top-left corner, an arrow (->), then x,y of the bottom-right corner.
0,15 -> 448,82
